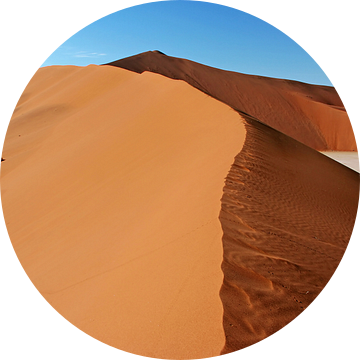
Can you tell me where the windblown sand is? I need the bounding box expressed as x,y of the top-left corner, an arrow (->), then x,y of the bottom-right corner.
1,56 -> 359,359
219,115 -> 359,353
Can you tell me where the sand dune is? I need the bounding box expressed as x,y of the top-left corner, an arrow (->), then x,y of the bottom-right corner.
1,55 -> 359,359
107,51 -> 356,151
1,65 -> 245,359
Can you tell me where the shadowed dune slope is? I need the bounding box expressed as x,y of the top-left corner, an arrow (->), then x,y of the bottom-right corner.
219,114 -> 359,354
107,51 -> 356,151
1,65 -> 246,359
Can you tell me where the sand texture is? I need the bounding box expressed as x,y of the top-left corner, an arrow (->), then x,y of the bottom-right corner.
219,115 -> 359,353
107,51 -> 356,151
1,54 -> 359,359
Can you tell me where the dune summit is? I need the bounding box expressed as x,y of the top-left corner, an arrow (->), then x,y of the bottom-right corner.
107,51 -> 356,151
1,52 -> 359,359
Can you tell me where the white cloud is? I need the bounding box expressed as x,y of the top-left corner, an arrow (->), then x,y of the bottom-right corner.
73,51 -> 107,58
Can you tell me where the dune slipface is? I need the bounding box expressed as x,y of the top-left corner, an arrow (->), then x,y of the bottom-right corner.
219,114 -> 359,353
1,65 -> 245,359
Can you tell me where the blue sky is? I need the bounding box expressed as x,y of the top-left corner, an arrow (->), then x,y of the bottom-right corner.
42,0 -> 331,86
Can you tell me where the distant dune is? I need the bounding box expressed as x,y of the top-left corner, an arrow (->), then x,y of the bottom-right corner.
1,54 -> 359,359
107,51 -> 356,151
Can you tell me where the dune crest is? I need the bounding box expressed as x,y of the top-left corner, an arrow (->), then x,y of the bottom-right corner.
1,65 -> 246,359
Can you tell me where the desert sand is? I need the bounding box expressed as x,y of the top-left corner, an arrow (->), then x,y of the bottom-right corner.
1,64 -> 245,359
1,53 -> 359,359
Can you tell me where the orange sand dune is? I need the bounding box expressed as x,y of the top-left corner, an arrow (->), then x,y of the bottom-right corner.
1,59 -> 359,359
107,51 -> 356,151
1,65 -> 245,359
